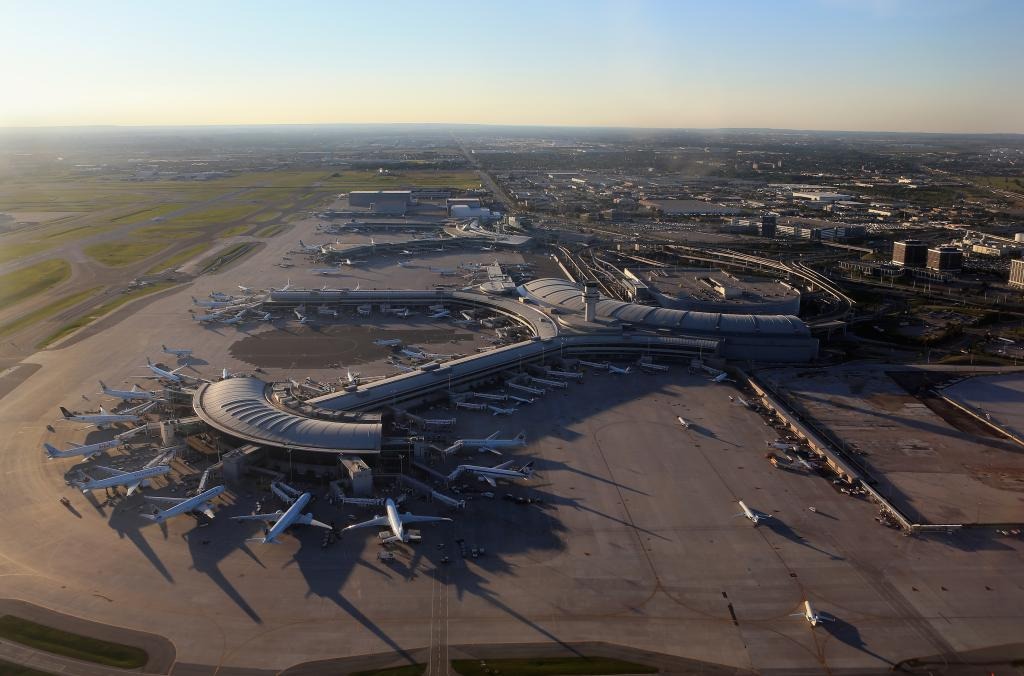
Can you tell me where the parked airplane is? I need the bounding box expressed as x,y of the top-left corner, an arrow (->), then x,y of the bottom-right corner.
238,285 -> 256,294
294,308 -> 311,324
311,268 -> 341,276
342,497 -> 451,543
44,438 -> 121,460
192,310 -> 226,323
192,296 -> 240,309
507,394 -> 535,405
397,260 -> 412,268
711,372 -> 734,383
161,344 -> 193,359
142,485 -> 226,522
98,380 -> 161,402
373,338 -> 402,347
72,463 -> 171,496
233,492 -> 331,544
791,600 -> 833,627
144,357 -> 188,383
489,405 -> 517,416
429,309 -> 451,319
736,500 -> 772,525
398,249 -> 414,256
677,416 -> 691,429
274,278 -> 293,292
297,240 -> 321,253
447,460 -> 535,487
58,401 -> 152,428
607,364 -> 631,375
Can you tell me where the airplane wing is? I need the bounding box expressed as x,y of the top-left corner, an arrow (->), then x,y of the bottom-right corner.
399,514 -> 452,525
125,482 -> 145,497
144,496 -> 185,505
493,460 -> 516,470
342,515 -> 389,531
234,511 -> 285,522
89,465 -> 128,476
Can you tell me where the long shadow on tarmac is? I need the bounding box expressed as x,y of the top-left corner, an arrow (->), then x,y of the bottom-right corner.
107,509 -> 176,584
822,615 -> 894,667
763,519 -> 843,560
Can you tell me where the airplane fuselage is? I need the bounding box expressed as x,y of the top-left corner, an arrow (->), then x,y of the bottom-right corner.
265,492 -> 312,543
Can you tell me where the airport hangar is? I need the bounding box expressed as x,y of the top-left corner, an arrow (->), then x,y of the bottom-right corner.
193,278 -> 817,481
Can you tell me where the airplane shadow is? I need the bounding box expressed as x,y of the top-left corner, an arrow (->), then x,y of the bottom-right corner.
822,615 -> 894,666
764,519 -> 843,560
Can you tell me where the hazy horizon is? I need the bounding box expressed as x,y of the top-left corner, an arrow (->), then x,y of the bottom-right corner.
2,0 -> 1023,133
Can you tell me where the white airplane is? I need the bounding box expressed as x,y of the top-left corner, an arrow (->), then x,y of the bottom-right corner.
192,296 -> 241,309
294,308 -> 311,324
607,364 -> 631,375
238,285 -> 256,294
72,464 -> 171,496
193,310 -> 226,323
233,492 -> 331,544
58,402 -> 152,428
507,394 -> 535,405
274,278 -> 293,292
791,600 -> 833,627
221,312 -> 246,326
399,249 -> 414,256
736,500 -> 772,526
447,460 -> 535,487
373,338 -> 402,347
397,260 -> 412,268
711,372 -> 734,383
429,309 -> 451,319
767,441 -> 800,452
677,416 -> 691,429
489,405 -> 516,416
161,344 -> 193,359
342,497 -> 451,544
44,438 -> 121,460
144,357 -> 187,383
98,381 -> 161,402
345,369 -> 360,386
297,239 -> 321,253
311,268 -> 339,276
142,485 -> 226,522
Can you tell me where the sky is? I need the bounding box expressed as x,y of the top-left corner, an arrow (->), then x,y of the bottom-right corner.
1,0 -> 1022,133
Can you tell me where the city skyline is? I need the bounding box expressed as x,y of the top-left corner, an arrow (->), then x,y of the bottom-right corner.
1,0 -> 1023,133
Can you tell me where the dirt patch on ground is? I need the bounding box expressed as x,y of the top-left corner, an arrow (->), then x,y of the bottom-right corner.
230,324 -> 477,369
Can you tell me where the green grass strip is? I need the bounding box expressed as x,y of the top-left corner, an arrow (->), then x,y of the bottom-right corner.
0,259 -> 71,307
38,281 -> 178,348
0,286 -> 101,340
0,615 -> 147,669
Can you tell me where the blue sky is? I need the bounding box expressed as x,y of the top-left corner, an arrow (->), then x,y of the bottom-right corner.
1,0 -> 1022,131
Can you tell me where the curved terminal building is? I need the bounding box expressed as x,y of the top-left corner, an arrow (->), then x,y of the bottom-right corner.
191,280 -> 817,459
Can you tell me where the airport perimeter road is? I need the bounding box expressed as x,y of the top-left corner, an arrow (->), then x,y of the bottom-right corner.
0,216 -> 1020,673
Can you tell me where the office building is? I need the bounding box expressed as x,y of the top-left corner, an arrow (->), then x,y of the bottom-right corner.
760,213 -> 777,238
927,246 -> 964,273
1010,259 -> 1024,290
892,240 -> 928,267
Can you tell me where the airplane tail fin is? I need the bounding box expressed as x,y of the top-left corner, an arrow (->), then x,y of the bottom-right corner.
521,461 -> 536,474
98,380 -> 107,391
59,406 -> 73,419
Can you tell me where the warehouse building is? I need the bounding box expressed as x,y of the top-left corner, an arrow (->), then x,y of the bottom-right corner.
347,190 -> 412,215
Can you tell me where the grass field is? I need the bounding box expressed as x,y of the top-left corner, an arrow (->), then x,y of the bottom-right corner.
971,175 -> 1024,192
350,665 -> 425,676
0,615 -> 148,669
199,242 -> 256,273
218,223 -> 252,238
0,657 -> 55,676
85,240 -> 168,267
0,259 -> 71,307
0,287 -> 102,340
110,202 -> 185,224
451,657 -> 658,676
40,282 -> 178,348
254,222 -> 289,237
144,243 -> 210,274
0,241 -> 52,265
